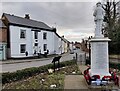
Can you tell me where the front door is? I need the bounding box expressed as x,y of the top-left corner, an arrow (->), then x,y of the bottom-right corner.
34,43 -> 38,55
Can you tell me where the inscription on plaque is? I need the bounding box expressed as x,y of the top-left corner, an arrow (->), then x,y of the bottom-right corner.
95,43 -> 107,70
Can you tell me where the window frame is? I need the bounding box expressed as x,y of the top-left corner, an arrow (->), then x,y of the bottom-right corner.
43,32 -> 47,40
34,31 -> 38,39
20,44 -> 26,53
43,44 -> 47,51
20,29 -> 26,39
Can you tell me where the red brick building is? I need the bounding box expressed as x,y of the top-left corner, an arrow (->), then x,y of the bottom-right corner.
0,19 -> 7,60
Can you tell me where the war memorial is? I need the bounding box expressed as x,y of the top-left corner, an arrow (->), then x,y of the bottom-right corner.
84,2 -> 119,87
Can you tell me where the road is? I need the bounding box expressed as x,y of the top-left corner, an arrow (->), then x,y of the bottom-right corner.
1,53 -> 75,73
2,50 -> 119,73
109,58 -> 120,63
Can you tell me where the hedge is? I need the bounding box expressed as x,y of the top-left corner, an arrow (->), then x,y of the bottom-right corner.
109,62 -> 120,70
2,60 -> 76,84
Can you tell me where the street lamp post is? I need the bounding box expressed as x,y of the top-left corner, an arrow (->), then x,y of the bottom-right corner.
88,36 -> 91,64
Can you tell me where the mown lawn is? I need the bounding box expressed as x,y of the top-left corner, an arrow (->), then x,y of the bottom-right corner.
3,64 -> 81,89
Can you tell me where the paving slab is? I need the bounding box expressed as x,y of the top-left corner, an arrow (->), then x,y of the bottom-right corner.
64,75 -> 89,90
78,65 -> 119,90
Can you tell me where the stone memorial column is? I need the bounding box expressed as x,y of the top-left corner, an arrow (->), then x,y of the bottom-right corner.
90,2 -> 111,78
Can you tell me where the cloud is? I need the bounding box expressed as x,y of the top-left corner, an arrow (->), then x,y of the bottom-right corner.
2,2 -> 96,42
3,0 -> 118,2
58,28 -> 94,42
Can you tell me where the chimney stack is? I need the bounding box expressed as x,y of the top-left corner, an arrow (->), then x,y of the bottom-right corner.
25,14 -> 30,19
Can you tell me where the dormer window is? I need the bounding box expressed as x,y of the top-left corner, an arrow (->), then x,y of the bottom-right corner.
20,29 -> 26,38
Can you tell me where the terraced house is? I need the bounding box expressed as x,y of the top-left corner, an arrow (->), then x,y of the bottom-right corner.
0,13 -> 70,59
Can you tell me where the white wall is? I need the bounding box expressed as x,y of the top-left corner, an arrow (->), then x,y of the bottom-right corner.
38,30 -> 42,54
54,34 -> 62,54
64,42 -> 68,53
10,25 -> 33,58
40,30 -> 54,54
9,25 -> 62,58
61,40 -> 65,53
58,37 -> 62,54
53,33 -> 58,54
69,43 -> 73,51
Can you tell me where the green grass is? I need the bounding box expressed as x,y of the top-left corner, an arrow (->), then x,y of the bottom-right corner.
3,64 -> 81,89
3,73 -> 64,89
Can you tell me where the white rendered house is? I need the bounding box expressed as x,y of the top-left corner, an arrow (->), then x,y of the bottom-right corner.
2,13 -> 63,58
61,36 -> 69,54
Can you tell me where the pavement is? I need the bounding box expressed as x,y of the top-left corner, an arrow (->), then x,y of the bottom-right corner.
0,57 -> 52,65
64,50 -> 90,90
64,75 -> 89,90
1,53 -> 75,73
64,65 -> 89,90
0,53 -> 69,65
64,64 -> 120,90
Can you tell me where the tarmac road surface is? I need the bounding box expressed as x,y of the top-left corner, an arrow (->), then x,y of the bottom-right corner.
1,53 -> 75,73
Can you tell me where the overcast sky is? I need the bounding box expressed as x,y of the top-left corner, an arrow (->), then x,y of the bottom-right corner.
1,2 -> 98,42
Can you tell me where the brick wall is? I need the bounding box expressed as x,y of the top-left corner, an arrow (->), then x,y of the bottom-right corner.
0,28 -> 7,42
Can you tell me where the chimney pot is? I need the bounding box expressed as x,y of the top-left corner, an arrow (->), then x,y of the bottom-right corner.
25,14 -> 30,19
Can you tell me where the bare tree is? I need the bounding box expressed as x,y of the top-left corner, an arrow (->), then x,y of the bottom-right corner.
102,0 -> 119,37
102,0 -> 120,54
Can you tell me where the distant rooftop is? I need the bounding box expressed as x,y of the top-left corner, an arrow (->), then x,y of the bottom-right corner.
61,36 -> 69,42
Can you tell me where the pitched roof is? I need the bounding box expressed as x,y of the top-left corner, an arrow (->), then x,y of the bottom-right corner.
0,19 -> 6,28
61,36 -> 69,43
3,13 -> 52,30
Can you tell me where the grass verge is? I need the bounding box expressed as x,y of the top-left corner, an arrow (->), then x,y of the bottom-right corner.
3,64 -> 81,89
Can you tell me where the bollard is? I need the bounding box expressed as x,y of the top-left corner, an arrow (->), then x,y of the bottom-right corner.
75,53 -> 78,63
